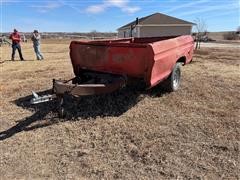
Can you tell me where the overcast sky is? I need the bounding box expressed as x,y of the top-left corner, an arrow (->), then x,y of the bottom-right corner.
1,0 -> 239,32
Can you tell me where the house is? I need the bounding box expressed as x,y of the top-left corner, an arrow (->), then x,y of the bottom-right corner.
117,12 -> 195,38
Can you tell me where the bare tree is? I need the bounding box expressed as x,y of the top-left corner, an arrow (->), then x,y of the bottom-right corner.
193,18 -> 207,49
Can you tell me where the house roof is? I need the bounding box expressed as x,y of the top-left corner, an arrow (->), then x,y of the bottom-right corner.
118,12 -> 195,30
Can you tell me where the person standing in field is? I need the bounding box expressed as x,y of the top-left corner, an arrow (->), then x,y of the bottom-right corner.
31,30 -> 44,60
9,29 -> 24,61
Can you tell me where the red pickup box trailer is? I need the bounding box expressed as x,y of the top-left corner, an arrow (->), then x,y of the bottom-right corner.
70,35 -> 193,87
31,35 -> 194,116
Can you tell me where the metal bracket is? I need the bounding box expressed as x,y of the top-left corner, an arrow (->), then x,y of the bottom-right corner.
30,91 -> 56,104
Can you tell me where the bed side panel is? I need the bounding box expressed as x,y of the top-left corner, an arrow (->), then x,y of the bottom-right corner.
147,35 -> 194,87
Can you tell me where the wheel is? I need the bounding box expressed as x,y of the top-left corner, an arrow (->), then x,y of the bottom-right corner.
164,63 -> 181,92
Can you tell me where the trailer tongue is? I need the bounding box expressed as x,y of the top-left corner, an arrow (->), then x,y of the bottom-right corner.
30,71 -> 127,104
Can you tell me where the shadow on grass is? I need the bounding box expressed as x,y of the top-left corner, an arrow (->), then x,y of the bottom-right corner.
0,83 -> 168,141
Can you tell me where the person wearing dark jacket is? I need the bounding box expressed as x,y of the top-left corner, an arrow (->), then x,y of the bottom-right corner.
9,29 -> 24,61
31,30 -> 44,60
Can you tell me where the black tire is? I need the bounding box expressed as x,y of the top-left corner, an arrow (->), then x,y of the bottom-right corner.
164,63 -> 182,92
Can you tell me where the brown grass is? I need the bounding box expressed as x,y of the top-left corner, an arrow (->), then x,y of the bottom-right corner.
0,40 -> 239,179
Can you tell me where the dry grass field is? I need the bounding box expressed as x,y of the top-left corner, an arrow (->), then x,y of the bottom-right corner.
0,40 -> 239,179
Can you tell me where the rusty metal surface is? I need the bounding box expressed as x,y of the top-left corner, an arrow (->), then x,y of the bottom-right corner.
53,76 -> 126,96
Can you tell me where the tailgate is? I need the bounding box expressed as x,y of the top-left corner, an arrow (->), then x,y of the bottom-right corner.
70,41 -> 150,78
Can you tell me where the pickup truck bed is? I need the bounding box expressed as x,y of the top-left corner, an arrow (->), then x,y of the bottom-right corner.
70,35 -> 194,88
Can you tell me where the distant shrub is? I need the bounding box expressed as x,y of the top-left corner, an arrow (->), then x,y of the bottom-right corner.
223,32 -> 239,40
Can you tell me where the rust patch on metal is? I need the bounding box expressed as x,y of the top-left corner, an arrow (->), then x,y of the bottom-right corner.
112,50 -> 134,63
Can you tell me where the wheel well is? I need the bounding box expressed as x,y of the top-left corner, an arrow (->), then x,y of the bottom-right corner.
177,56 -> 186,65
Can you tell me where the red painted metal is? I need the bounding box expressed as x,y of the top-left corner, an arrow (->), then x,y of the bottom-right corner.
70,35 -> 194,88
